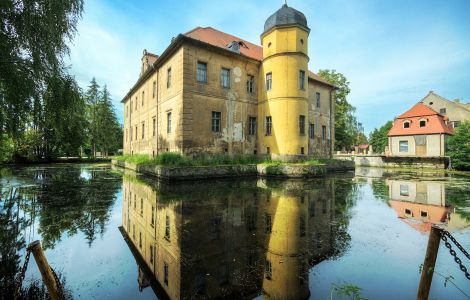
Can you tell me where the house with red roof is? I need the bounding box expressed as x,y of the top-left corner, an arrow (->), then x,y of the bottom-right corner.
387,102 -> 453,157
122,4 -> 336,159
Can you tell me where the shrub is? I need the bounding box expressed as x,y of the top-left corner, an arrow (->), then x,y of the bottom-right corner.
0,134 -> 14,163
447,121 -> 470,171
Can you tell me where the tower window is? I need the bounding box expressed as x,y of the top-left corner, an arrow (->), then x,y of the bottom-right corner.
167,112 -> 172,133
246,75 -> 255,94
220,68 -> 230,88
316,92 -> 321,108
300,39 -> 304,45
212,111 -> 221,132
197,61 -> 207,83
167,68 -> 172,88
265,116 -> 272,135
299,115 -> 305,135
299,70 -> 305,90
265,259 -> 272,279
266,72 -> 272,91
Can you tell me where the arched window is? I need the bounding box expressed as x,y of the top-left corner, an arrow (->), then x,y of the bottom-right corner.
419,119 -> 427,128
403,120 -> 410,128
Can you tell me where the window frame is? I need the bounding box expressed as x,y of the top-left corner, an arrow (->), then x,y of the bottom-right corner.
299,70 -> 305,90
197,61 -> 207,83
309,123 -> 314,139
212,111 -> 221,133
220,67 -> 231,89
299,115 -> 305,135
266,72 -> 272,91
167,67 -> 172,88
246,74 -> 255,94
248,116 -> 256,136
167,111 -> 172,133
403,120 -> 410,128
141,122 -> 145,139
322,125 -> 327,140
265,116 -> 272,136
399,140 -> 408,152
316,92 -> 321,108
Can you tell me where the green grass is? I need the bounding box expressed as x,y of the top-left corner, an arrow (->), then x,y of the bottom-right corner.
114,153 -> 342,167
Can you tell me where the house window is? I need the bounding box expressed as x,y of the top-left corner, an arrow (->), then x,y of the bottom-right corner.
130,127 -> 133,141
220,68 -> 230,88
419,120 -> 426,127
265,259 -> 272,279
212,111 -> 221,132
309,123 -> 314,139
453,121 -> 461,128
142,91 -> 145,106
164,262 -> 169,285
248,117 -> 256,135
265,116 -> 272,135
139,232 -> 142,249
165,215 -> 170,239
400,184 -> 409,196
246,75 -> 254,94
140,198 -> 143,215
266,147 -> 270,154
150,245 -> 154,264
135,97 -> 137,110
299,70 -> 305,90
142,122 -> 145,139
151,206 -> 155,227
399,140 -> 408,152
322,126 -> 327,140
299,115 -> 305,135
403,121 -> 410,128
405,208 -> 412,216
264,214 -> 272,234
152,81 -> 156,98
421,211 -> 428,218
130,101 -> 133,113
439,108 -> 446,114
167,68 -> 172,88
135,126 -> 138,141
197,61 -> 207,83
316,92 -> 321,108
167,112 -> 172,133
266,72 -> 272,91
152,117 -> 156,136
300,147 -> 304,155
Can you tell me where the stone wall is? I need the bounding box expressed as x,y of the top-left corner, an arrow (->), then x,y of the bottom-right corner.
354,155 -> 449,169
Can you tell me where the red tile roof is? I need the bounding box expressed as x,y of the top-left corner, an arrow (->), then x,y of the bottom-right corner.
184,27 -> 333,87
388,103 -> 453,136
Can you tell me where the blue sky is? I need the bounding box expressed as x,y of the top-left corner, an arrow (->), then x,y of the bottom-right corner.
66,0 -> 470,134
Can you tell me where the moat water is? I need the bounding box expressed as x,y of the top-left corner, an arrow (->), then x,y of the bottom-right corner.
0,164 -> 469,299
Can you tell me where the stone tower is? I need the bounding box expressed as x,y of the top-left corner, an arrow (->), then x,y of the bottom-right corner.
259,4 -> 310,160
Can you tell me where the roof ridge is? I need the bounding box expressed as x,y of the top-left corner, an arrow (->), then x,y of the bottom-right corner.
184,26 -> 202,36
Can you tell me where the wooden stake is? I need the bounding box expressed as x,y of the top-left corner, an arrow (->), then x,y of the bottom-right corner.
417,225 -> 441,300
27,240 -> 62,300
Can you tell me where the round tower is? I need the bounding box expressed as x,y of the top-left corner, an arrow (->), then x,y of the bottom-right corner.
258,4 -> 310,160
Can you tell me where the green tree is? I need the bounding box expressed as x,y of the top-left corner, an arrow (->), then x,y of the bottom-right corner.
85,78 -> 101,157
447,121 -> 470,170
369,121 -> 393,154
0,0 -> 84,139
318,70 -> 360,151
96,86 -> 122,156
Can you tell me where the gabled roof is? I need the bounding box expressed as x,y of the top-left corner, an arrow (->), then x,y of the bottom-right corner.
420,91 -> 470,113
398,103 -> 440,119
388,103 -> 453,136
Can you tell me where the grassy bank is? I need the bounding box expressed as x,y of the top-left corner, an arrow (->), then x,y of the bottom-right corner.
113,152 -> 330,167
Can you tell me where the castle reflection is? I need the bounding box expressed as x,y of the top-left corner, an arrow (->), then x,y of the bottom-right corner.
120,173 -> 349,299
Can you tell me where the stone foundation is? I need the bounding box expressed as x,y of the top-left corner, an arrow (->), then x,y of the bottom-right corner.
354,155 -> 449,169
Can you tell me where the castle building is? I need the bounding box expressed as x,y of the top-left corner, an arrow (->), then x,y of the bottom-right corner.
122,4 -> 335,159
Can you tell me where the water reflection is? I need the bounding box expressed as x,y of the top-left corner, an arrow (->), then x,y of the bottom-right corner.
120,174 -> 354,299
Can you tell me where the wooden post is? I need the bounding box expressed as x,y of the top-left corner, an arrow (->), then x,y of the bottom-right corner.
27,240 -> 62,300
417,225 -> 441,300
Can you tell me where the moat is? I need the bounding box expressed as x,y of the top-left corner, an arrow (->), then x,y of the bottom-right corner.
1,164 -> 469,299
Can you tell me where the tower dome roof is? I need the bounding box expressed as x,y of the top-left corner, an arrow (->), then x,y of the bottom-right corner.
263,4 -> 309,34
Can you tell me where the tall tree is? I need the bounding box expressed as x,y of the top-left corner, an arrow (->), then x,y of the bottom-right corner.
85,78 -> 101,157
369,121 -> 393,154
96,86 -> 122,156
318,70 -> 360,151
0,0 -> 84,139
447,121 -> 470,170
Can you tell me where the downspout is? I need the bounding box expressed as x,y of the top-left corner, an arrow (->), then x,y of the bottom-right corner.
156,65 -> 159,155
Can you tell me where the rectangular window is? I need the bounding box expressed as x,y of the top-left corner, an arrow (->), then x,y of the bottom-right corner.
152,117 -> 156,136
212,111 -> 221,132
453,121 -> 461,128
220,68 -> 230,88
266,72 -> 272,91
299,115 -> 305,135
400,184 -> 409,196
151,206 -> 155,227
125,129 -> 128,142
264,214 -> 272,234
165,215 -> 170,239
141,123 -> 145,139
246,75 -> 254,94
167,112 -> 172,133
419,120 -> 426,127
150,245 -> 154,264
316,92 -> 321,108
130,127 -> 133,141
164,262 -> 169,285
309,123 -> 314,139
265,116 -> 272,135
440,108 -> 446,114
197,61 -> 207,83
322,125 -> 326,140
399,140 -> 408,152
167,68 -> 172,88
265,259 -> 272,279
152,81 -> 156,98
135,97 -> 137,110
299,216 -> 306,237
142,91 -> 145,106
299,70 -> 305,90
130,101 -> 133,113
140,198 -> 143,216
248,117 -> 256,135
